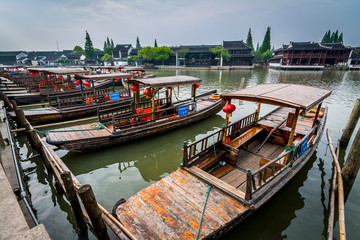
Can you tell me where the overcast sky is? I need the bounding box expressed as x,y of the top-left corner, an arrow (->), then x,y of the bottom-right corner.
0,0 -> 358,51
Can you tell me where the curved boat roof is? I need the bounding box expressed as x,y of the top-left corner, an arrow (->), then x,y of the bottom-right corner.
75,73 -> 132,81
128,75 -> 202,88
221,83 -> 331,110
28,68 -> 88,75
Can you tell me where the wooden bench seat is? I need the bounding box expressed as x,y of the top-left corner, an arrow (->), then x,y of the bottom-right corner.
228,126 -> 264,149
196,150 -> 225,171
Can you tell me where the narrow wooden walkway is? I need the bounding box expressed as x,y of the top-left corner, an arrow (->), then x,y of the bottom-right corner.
115,169 -> 249,239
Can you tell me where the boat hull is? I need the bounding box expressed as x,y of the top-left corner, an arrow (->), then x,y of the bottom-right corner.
46,99 -> 225,152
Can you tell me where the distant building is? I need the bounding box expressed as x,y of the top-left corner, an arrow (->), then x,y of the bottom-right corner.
0,51 -> 22,65
223,41 -> 254,66
269,41 -> 352,69
349,49 -> 360,70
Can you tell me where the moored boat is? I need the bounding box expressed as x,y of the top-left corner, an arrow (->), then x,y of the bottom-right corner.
112,83 -> 331,239
45,75 -> 225,152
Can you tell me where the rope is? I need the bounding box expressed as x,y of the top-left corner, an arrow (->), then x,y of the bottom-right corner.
31,123 -> 104,134
196,186 -> 211,240
282,145 -> 297,173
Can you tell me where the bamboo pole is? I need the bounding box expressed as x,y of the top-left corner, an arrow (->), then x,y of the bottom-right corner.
326,129 -> 346,240
78,185 -> 110,240
327,140 -> 339,240
61,171 -> 87,229
0,93 -> 13,111
340,99 -> 360,147
341,125 -> 360,201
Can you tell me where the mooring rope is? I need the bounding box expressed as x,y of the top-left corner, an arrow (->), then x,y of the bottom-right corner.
196,186 -> 211,240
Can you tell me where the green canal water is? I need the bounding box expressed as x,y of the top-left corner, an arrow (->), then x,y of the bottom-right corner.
15,69 -> 360,239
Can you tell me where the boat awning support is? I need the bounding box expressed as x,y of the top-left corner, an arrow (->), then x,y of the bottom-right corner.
284,108 -> 300,165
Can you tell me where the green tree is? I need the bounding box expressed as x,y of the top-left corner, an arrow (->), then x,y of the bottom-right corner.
246,28 -> 254,50
154,39 -> 158,48
253,50 -> 262,62
333,30 -> 339,43
104,37 -> 114,55
321,30 -> 331,43
73,45 -> 84,54
338,33 -> 343,43
84,31 -> 96,61
175,48 -> 189,66
100,53 -> 113,62
154,46 -> 173,65
127,55 -> 138,64
210,46 -> 230,66
136,36 -> 141,49
261,49 -> 273,62
138,46 -> 156,61
111,39 -> 114,48
256,42 -> 259,51
259,27 -> 271,54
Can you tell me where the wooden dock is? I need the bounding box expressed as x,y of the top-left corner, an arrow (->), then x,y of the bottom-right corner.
115,168 -> 250,239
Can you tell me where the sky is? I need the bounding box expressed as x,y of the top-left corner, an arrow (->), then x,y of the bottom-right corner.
0,0 -> 359,51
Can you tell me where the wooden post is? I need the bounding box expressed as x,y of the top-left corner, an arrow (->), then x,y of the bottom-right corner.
14,108 -> 27,128
254,103 -> 261,126
222,100 -> 231,143
60,171 -> 87,229
183,141 -> 188,168
240,77 -> 245,90
78,185 -> 109,240
1,93 -> 13,111
245,169 -> 252,201
312,103 -> 322,128
151,88 -> 155,121
340,98 -> 360,147
10,99 -> 18,111
342,126 -> 360,201
169,87 -> 173,104
326,129 -> 346,240
284,108 -> 300,165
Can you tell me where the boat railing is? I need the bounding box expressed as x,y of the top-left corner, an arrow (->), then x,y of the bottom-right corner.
110,106 -> 181,133
183,112 -> 257,167
183,129 -> 223,167
245,124 -> 320,200
98,97 -> 171,123
226,112 -> 257,138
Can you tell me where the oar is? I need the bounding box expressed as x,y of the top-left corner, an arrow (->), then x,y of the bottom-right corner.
257,117 -> 288,152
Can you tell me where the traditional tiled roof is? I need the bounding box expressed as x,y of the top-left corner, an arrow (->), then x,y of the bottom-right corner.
223,41 -> 252,50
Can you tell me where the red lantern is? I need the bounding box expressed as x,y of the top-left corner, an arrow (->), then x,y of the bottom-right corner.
136,71 -> 139,74
131,85 -> 139,92
222,104 -> 236,114
83,81 -> 91,87
141,72 -> 145,76
193,83 -> 200,89
118,69 -> 121,72
49,75 -> 54,79
30,72 -> 35,76
58,76 -> 62,80
129,77 -> 133,80
74,80 -> 81,86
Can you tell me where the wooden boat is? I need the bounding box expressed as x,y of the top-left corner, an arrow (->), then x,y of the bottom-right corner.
4,68 -> 118,104
9,73 -> 132,125
45,75 -> 225,152
112,83 -> 331,239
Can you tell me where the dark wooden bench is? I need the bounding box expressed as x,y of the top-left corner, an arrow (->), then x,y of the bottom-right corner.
196,150 -> 226,171
228,126 -> 264,149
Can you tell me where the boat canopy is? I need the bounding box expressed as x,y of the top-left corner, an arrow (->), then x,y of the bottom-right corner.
222,83 -> 331,111
74,73 -> 132,81
27,68 -> 88,75
122,67 -> 144,72
128,75 -> 202,88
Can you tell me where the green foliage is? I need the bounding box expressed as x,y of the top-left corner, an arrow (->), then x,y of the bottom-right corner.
138,46 -> 156,61
253,50 -> 262,62
154,46 -> 173,64
100,54 -> 113,62
355,49 -> 360,55
127,55 -> 138,64
256,42 -> 259,51
154,39 -> 158,48
259,27 -> 271,54
104,37 -> 114,55
94,48 -> 101,52
73,46 -> 84,54
209,46 -> 230,62
84,31 -> 96,61
322,29 -> 344,43
136,37 -> 141,49
246,28 -> 254,50
338,33 -> 343,43
261,50 -> 273,62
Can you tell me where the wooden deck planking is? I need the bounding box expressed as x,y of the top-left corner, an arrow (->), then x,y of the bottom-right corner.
116,169 -> 248,239
210,164 -> 234,178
